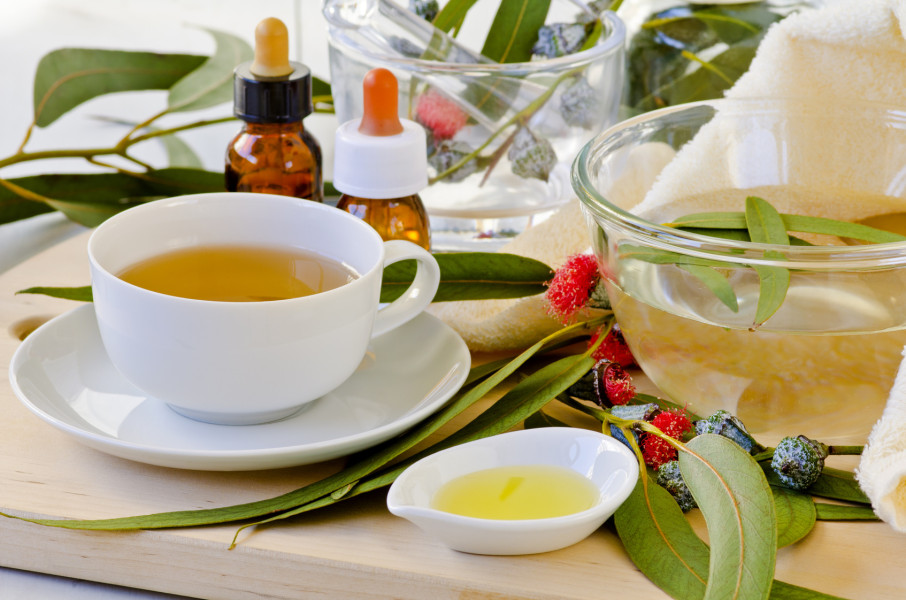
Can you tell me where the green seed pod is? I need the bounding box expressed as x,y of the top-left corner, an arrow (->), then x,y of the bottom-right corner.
656,460 -> 697,512
771,435 -> 827,491
694,409 -> 766,455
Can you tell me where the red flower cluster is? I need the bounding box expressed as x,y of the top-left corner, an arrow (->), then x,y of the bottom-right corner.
415,89 -> 468,140
588,324 -> 635,367
545,254 -> 601,323
641,409 -> 693,469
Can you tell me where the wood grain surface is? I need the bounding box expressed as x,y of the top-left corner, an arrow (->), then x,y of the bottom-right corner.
1,232 -> 904,599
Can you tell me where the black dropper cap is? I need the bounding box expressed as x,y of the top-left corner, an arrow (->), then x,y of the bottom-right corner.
233,61 -> 313,124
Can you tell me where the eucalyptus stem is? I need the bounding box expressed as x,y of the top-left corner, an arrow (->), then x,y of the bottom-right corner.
428,68 -> 579,184
828,445 -> 863,455
0,177 -> 56,204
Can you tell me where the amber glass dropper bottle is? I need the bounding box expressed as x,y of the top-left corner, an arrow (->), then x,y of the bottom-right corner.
333,68 -> 430,249
225,17 -> 323,202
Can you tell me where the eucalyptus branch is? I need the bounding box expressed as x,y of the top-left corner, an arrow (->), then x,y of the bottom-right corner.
126,116 -> 235,145
0,177 -> 56,204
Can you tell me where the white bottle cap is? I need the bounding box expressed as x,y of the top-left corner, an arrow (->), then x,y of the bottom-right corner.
333,118 -> 428,199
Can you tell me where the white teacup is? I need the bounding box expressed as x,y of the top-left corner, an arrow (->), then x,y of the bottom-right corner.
88,192 -> 441,425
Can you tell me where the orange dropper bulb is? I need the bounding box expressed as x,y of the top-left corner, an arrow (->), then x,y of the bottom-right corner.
250,17 -> 294,78
358,68 -> 404,137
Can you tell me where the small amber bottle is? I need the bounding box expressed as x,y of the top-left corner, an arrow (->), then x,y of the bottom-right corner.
333,68 -> 430,249
226,18 -> 322,202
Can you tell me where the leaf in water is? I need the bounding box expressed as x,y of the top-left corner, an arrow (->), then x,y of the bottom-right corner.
781,214 -> 906,244
697,3 -> 782,45
480,0 -> 550,63
167,28 -> 253,113
772,486 -> 816,548
746,197 -> 790,246
751,265 -> 789,328
679,434 -> 776,600
614,475 -> 710,600
16,286 -> 92,302
746,197 -> 790,328
813,502 -> 878,521
380,252 -> 553,303
33,49 -> 205,127
678,264 -> 738,313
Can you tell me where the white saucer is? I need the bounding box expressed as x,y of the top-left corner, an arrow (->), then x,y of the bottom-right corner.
9,304 -> 470,471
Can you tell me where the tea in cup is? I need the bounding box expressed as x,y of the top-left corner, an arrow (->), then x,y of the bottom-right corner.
88,192 -> 441,425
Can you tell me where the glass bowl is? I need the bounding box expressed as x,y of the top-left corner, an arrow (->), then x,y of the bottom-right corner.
325,0 -> 625,248
572,98 -> 906,444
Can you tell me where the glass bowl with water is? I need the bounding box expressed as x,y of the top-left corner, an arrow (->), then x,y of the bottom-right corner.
572,98 -> 906,444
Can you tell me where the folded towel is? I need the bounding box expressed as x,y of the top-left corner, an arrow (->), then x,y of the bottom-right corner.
858,347 -> 906,532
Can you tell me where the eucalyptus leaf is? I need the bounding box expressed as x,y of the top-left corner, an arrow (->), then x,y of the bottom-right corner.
769,582 -> 852,600
380,252 -> 553,303
679,434 -> 776,600
480,0 -> 551,63
167,28 -> 253,113
772,486 -> 816,548
746,197 -> 790,328
15,286 -> 92,302
678,264 -> 738,313
33,49 -> 205,127
433,0 -> 481,35
668,211 -> 906,244
633,35 -> 761,112
0,319 -> 605,532
614,475 -> 710,600
523,410 -> 570,429
813,503 -> 878,521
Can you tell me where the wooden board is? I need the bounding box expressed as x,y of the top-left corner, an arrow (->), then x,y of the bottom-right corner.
1,232 -> 904,599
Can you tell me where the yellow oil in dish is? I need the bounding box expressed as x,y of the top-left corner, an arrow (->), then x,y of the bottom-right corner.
431,465 -> 599,520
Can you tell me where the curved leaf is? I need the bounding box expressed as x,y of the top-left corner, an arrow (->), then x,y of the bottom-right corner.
772,486 -> 816,548
614,476 -> 710,600
167,28 -> 253,113
16,286 -> 92,302
33,49 -> 205,127
679,264 -> 738,312
814,503 -> 878,521
679,434 -> 776,600
380,252 -> 553,302
480,0 -> 551,63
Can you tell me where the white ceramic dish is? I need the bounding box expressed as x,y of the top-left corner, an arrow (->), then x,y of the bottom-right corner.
386,427 -> 639,555
9,304 -> 470,471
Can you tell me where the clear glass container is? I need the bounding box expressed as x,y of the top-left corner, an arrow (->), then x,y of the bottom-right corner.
572,98 -> 906,444
325,0 -> 625,249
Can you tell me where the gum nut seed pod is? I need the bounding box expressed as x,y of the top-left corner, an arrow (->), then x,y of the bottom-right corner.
508,128 -> 557,182
610,403 -> 660,422
771,435 -> 827,491
657,460 -> 698,512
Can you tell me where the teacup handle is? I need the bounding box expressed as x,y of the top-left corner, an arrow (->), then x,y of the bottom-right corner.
372,240 -> 441,337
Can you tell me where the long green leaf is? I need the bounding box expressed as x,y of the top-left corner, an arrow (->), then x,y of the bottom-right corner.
433,0 -> 481,35
772,487 -> 816,548
19,251 -> 553,304
0,169 -> 225,227
746,197 -> 790,328
614,476 -> 710,600
680,434 -> 776,600
167,29 -> 252,113
480,0 -> 551,63
814,503 -> 878,521
669,212 -> 906,244
769,582 -> 852,600
2,319 -> 603,531
678,264 -> 738,312
33,49 -> 205,127
380,252 -> 553,302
